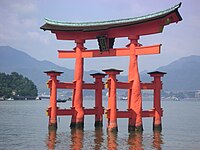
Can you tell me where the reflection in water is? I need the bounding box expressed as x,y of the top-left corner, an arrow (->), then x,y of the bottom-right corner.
46,129 -> 164,149
70,129 -> 84,150
128,132 -> 143,150
152,131 -> 164,150
128,131 -> 164,150
47,130 -> 57,150
107,131 -> 118,150
94,128 -> 104,150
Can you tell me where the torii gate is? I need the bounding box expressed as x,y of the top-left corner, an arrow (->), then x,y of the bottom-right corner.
41,3 -> 182,132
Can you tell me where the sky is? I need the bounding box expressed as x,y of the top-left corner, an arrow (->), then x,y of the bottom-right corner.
0,0 -> 200,75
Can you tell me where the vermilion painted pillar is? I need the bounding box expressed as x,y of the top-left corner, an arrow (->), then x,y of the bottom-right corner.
44,71 -> 63,130
148,71 -> 166,131
103,69 -> 123,132
70,83 -> 76,127
91,73 -> 106,127
70,40 -> 85,129
128,36 -> 143,132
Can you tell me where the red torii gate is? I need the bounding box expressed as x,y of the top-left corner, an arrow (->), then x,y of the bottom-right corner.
41,3 -> 182,132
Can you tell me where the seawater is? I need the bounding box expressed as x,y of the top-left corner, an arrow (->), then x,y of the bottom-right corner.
0,99 -> 200,150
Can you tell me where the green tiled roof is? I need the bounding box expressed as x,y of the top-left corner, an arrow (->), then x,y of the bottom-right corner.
41,3 -> 182,31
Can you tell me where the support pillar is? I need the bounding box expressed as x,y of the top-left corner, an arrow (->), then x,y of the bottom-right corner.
128,36 -> 143,132
103,69 -> 123,132
148,71 -> 166,131
70,82 -> 76,128
91,73 -> 106,127
44,71 -> 63,130
70,39 -> 85,129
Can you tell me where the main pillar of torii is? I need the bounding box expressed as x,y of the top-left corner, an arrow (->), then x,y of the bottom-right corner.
128,36 -> 143,131
41,3 -> 182,131
70,39 -> 85,128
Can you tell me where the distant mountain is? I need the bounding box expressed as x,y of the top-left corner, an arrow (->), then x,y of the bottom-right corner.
1,46 -> 200,92
157,55 -> 200,91
0,46 -> 97,92
141,55 -> 200,91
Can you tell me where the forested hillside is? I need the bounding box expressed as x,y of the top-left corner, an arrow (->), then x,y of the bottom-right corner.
0,72 -> 38,99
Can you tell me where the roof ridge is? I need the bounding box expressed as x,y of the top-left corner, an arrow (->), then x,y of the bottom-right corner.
44,3 -> 182,27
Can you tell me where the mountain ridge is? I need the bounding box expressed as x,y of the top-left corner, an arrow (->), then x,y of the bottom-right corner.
157,55 -> 200,90
1,46 -> 200,92
0,46 -> 76,92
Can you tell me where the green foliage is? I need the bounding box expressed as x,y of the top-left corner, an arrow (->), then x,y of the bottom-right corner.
0,72 -> 38,98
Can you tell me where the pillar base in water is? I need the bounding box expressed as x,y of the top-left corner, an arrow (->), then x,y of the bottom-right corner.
70,122 -> 84,129
107,127 -> 118,133
153,124 -> 162,132
48,123 -> 57,131
94,121 -> 103,127
128,125 -> 143,132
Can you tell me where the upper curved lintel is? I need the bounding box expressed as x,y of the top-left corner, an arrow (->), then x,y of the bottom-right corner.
40,3 -> 182,32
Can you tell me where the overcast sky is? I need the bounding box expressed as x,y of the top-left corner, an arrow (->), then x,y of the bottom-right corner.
0,0 -> 200,75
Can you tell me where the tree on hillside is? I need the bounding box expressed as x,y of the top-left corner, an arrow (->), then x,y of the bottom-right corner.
0,72 -> 38,99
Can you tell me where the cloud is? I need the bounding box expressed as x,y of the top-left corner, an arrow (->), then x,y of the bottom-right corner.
0,0 -> 37,15
0,1 -> 50,46
27,31 -> 51,45
1,1 -> 37,26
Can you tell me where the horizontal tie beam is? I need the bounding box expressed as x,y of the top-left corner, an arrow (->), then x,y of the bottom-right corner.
141,83 -> 155,89
58,44 -> 161,58
49,82 -> 97,90
48,81 -> 155,90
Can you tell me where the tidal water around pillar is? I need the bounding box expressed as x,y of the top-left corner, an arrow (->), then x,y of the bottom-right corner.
0,98 -> 200,150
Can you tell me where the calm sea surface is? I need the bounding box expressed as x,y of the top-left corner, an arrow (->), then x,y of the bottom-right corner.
0,99 -> 200,150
